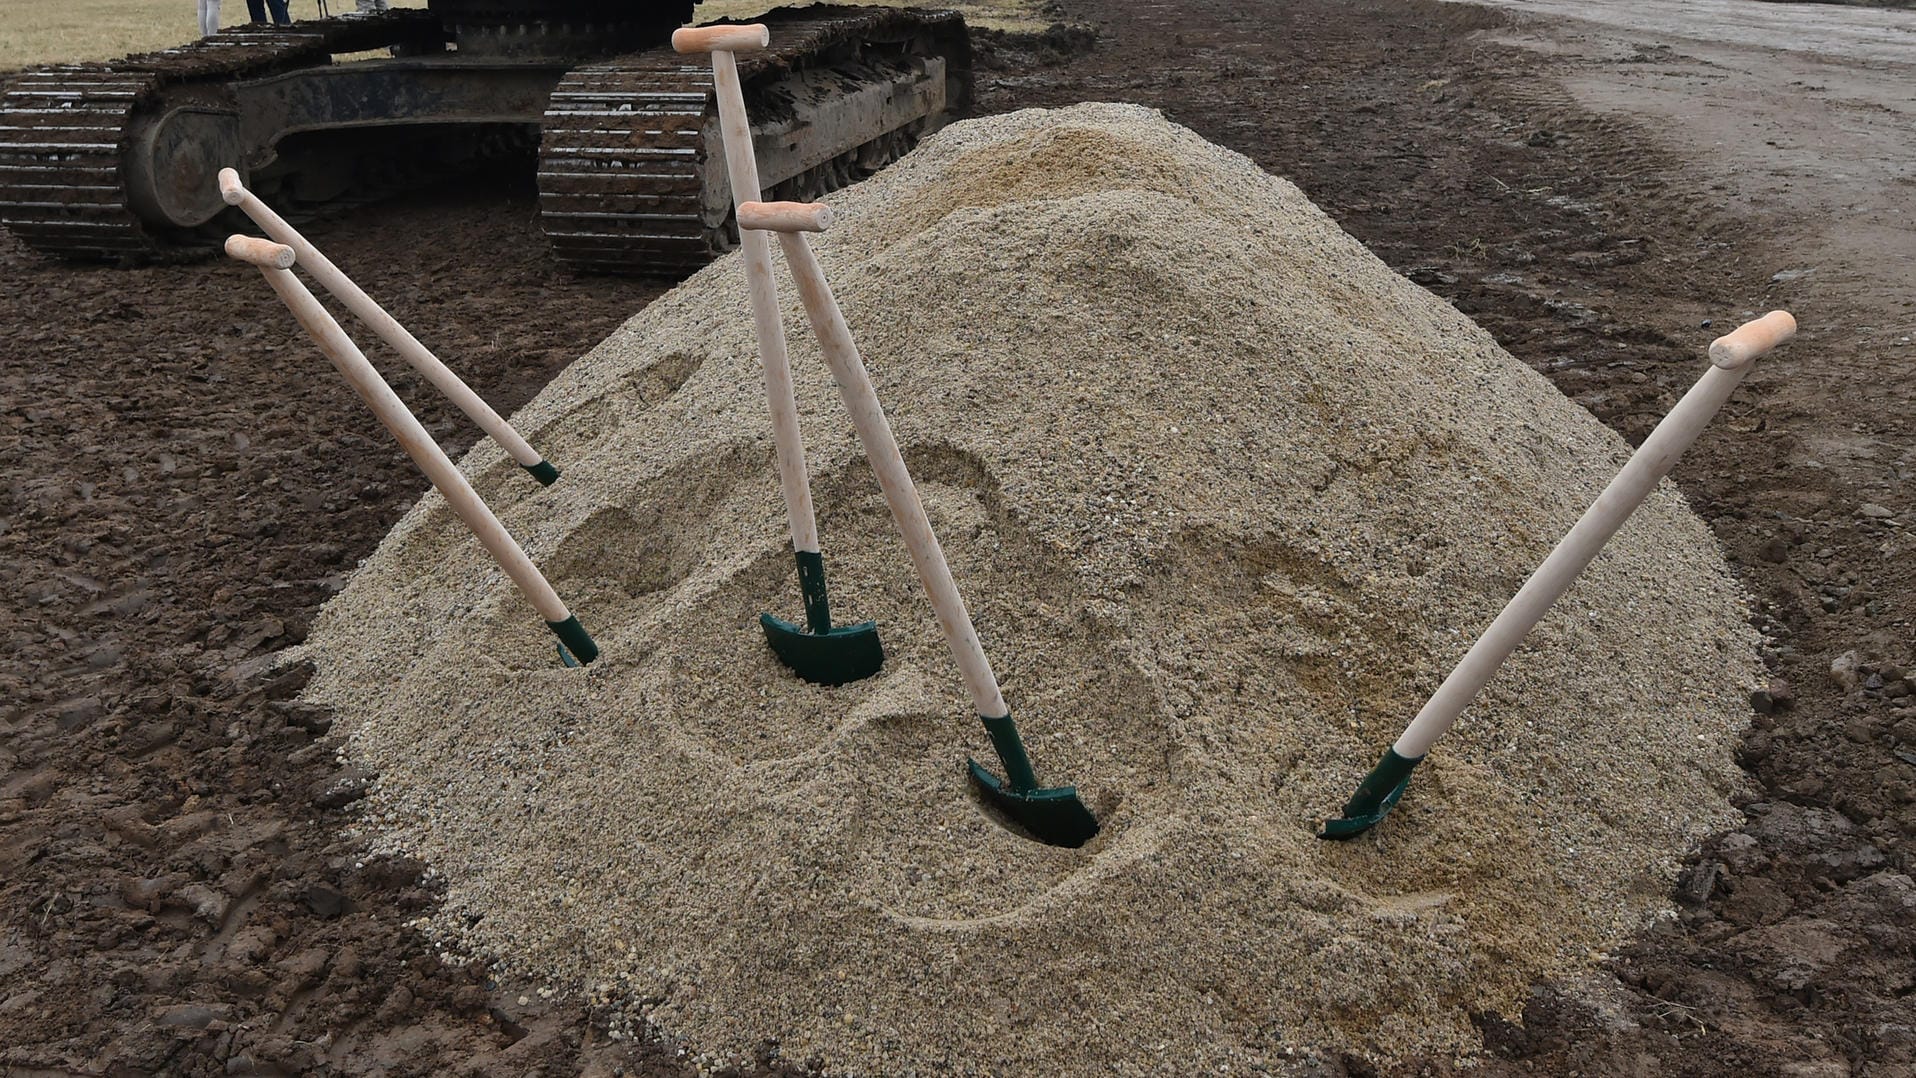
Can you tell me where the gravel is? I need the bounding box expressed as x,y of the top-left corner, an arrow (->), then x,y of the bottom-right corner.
298,103 -> 1761,1073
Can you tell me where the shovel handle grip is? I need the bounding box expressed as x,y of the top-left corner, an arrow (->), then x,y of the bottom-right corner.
218,166 -> 247,206
1708,310 -> 1795,370
738,200 -> 833,233
671,23 -> 769,53
225,234 -> 295,269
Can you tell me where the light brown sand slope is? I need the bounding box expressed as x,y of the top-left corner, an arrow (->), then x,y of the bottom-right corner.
299,103 -> 1759,1073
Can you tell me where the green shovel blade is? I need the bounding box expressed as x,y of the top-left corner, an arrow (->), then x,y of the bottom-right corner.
760,550 -> 883,685
547,615 -> 597,667
967,758 -> 1100,849
760,613 -> 883,686
1319,747 -> 1423,840
966,711 -> 1099,848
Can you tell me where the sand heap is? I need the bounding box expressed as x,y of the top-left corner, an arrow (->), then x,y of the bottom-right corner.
299,104 -> 1758,1073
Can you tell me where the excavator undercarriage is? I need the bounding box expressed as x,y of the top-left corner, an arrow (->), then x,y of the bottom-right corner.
0,4 -> 970,274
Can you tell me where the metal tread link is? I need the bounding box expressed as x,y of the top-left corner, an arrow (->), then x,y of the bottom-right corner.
0,11 -> 441,261
536,8 -> 961,275
0,66 -> 161,256
536,62 -> 715,274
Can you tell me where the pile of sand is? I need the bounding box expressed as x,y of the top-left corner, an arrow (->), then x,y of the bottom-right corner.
298,103 -> 1758,1073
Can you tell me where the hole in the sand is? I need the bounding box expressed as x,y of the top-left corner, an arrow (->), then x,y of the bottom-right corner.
541,443 -> 755,609
964,770 -> 1119,851
897,443 -> 1004,514
1145,526 -> 1426,745
529,350 -> 705,447
624,349 -> 703,401
551,507 -> 697,598
471,458 -> 546,508
442,354 -> 706,509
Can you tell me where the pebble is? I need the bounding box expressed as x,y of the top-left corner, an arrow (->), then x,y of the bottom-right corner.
1831,650 -> 1863,691
155,1003 -> 220,1030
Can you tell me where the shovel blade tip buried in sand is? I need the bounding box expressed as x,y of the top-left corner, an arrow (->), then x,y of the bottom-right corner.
758,614 -> 883,686
967,758 -> 1100,849
548,615 -> 599,667
1318,748 -> 1422,840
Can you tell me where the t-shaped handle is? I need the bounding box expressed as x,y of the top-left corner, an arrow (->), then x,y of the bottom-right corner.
1708,310 -> 1797,370
224,234 -> 295,269
671,23 -> 770,53
738,200 -> 833,233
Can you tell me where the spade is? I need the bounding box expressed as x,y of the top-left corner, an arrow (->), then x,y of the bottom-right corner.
675,23 -> 882,686
741,199 -> 1098,849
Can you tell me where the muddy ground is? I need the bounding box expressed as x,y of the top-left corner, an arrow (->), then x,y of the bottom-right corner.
3,0 -> 1912,1074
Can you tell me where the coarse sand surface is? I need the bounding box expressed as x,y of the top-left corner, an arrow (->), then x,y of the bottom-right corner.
298,103 -> 1761,1073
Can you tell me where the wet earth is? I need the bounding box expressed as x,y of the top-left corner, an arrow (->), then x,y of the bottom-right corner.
4,0 -> 1912,1074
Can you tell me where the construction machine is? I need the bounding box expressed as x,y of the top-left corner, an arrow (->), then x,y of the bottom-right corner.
0,2 -> 970,274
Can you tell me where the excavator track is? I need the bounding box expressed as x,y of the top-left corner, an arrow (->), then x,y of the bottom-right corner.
0,11 -> 441,261
538,5 -> 969,275
2,6 -> 967,274
0,67 -> 156,258
536,62 -> 714,273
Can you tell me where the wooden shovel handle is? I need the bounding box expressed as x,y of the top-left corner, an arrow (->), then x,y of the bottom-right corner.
1392,310 -> 1792,761
217,168 -> 552,471
218,166 -> 246,205
775,230 -> 1010,718
1708,310 -> 1796,370
738,200 -> 833,233
671,23 -> 769,53
699,36 -> 822,555
224,234 -> 295,269
256,267 -> 573,626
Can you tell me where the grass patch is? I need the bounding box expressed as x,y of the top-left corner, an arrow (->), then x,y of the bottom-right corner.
0,0 -> 424,71
1,0 -> 1054,73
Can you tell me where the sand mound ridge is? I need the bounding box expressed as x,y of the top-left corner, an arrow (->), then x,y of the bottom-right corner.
300,103 -> 1758,1073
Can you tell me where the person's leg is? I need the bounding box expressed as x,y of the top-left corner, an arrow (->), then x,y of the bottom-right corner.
268,0 -> 291,24
245,0 -> 266,23
198,0 -> 220,37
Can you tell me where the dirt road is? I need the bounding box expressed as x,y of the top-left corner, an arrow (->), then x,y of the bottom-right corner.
1465,0 -> 1916,64
1466,0 -> 1916,498
3,0 -> 1912,1074
1463,0 -> 1916,281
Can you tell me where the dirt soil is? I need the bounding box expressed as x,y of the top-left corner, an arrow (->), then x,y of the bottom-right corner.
3,0 -> 1912,1075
